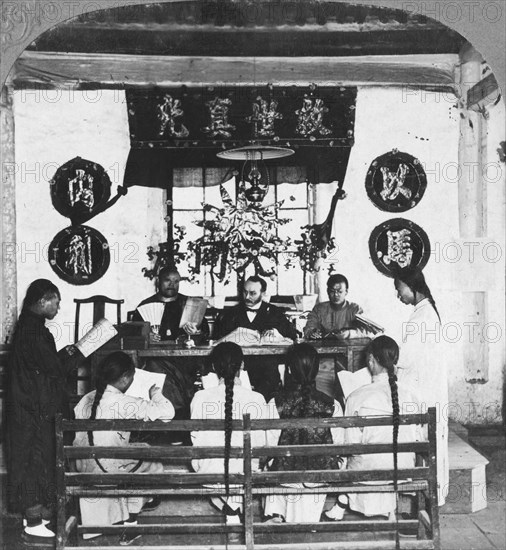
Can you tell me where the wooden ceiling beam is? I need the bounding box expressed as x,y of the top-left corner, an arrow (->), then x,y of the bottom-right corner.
28,26 -> 464,58
13,51 -> 458,91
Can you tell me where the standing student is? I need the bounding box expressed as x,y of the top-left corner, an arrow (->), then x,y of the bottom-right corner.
7,279 -> 76,542
74,351 -> 174,545
394,269 -> 449,506
335,335 -> 421,520
264,343 -> 344,523
190,343 -> 268,527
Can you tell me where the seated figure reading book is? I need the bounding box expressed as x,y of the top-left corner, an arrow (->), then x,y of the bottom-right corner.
304,274 -> 363,340
131,267 -> 209,429
213,276 -> 296,401
303,274 -> 380,402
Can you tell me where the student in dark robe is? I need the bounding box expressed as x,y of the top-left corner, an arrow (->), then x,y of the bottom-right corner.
6,279 -> 77,543
213,276 -> 296,401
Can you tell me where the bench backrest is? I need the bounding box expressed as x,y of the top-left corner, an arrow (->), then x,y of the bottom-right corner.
56,408 -> 440,550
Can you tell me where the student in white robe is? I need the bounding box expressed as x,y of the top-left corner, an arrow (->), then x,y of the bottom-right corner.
190,342 -> 268,529
394,269 -> 449,506
74,351 -> 175,545
264,343 -> 344,523
327,335 -> 421,520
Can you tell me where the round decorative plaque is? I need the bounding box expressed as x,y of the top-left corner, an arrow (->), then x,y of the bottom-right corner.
49,157 -> 112,224
48,225 -> 110,285
365,150 -> 427,212
369,218 -> 430,277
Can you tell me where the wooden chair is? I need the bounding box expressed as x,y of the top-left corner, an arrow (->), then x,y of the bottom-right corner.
73,295 -> 124,343
72,296 -> 124,396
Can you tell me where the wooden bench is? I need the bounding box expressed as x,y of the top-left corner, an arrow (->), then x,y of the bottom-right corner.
56,408 -> 440,549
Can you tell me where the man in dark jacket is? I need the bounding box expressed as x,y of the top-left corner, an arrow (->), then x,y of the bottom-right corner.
132,268 -> 209,426
214,276 -> 296,400
132,267 -> 209,342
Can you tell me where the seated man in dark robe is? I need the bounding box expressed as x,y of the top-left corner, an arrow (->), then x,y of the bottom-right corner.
132,267 -> 209,425
213,275 -> 296,401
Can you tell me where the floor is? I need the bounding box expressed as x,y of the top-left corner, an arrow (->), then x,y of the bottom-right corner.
1,431 -> 504,549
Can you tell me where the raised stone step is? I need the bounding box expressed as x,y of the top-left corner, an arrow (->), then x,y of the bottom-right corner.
442,428 -> 489,514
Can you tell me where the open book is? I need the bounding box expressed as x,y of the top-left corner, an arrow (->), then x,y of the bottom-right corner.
179,297 -> 208,328
215,327 -> 293,347
75,318 -> 118,358
126,368 -> 167,401
355,314 -> 384,335
337,367 -> 372,399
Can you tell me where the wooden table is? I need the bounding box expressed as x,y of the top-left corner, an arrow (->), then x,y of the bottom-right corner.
92,337 -> 370,380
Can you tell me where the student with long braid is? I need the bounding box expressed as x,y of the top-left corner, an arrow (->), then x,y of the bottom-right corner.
394,268 -> 449,506
328,336 -> 420,520
264,343 -> 344,523
74,351 -> 174,545
190,343 -> 268,526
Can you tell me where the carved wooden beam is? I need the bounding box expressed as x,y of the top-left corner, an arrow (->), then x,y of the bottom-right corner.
12,51 -> 458,90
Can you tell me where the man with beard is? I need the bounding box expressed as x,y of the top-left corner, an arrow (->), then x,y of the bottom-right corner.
132,268 -> 209,428
213,276 -> 296,400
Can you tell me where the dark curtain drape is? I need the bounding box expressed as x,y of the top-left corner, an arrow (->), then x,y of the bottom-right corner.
123,85 -> 356,189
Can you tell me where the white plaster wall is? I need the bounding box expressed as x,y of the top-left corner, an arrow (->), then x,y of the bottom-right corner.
14,90 -> 165,348
317,87 -> 504,424
13,86 -> 505,424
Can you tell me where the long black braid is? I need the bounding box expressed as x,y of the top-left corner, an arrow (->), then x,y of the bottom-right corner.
285,343 -> 319,419
368,335 -> 401,550
86,351 -> 136,473
397,269 -> 441,322
208,343 -> 243,506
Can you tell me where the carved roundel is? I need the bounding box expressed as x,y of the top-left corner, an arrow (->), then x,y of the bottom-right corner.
369,218 -> 431,278
48,225 -> 110,285
49,157 -> 111,224
365,150 -> 427,212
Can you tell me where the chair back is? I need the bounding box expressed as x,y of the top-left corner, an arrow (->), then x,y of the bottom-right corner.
74,295 -> 124,343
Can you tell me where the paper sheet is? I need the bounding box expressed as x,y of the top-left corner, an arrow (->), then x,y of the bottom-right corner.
337,367 -> 372,399
179,297 -> 208,328
125,368 -> 167,401
75,318 -> 118,358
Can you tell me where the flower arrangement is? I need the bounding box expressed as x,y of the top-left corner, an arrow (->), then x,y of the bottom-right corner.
187,183 -> 291,286
286,226 -> 338,293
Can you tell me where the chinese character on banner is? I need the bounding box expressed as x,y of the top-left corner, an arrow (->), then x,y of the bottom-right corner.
248,96 -> 282,138
157,94 -> 189,138
295,85 -> 332,138
202,97 -> 236,138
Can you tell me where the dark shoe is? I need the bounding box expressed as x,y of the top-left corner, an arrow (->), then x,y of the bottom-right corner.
141,496 -> 162,512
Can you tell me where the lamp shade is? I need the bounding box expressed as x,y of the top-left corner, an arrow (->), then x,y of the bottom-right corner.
216,144 -> 294,161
